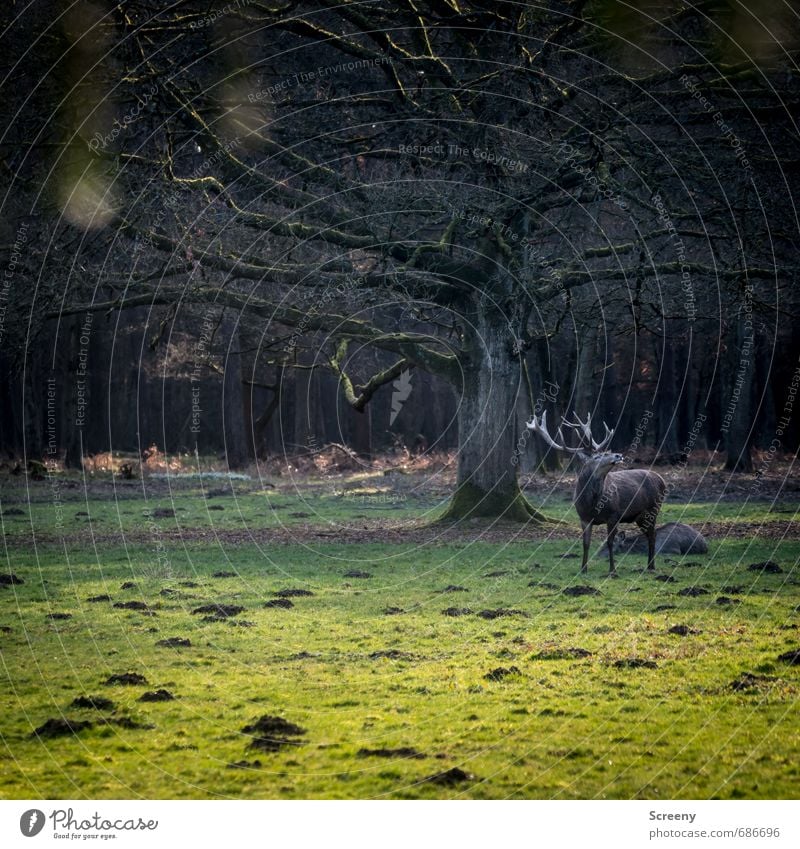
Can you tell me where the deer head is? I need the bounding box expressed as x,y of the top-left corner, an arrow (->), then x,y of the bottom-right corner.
526,410 -> 618,465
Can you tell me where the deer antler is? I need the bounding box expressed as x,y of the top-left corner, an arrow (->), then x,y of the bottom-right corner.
525,411 -> 583,454
527,411 -> 615,454
560,412 -> 615,452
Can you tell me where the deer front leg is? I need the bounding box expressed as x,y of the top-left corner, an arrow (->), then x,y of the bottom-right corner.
581,522 -> 592,573
647,524 -> 657,571
606,522 -> 618,575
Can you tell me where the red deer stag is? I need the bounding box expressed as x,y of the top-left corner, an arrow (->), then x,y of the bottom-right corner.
526,412 -> 666,574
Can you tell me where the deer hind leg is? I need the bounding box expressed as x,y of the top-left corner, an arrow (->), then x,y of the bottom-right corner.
636,515 -> 657,571
581,522 -> 592,573
606,523 -> 618,575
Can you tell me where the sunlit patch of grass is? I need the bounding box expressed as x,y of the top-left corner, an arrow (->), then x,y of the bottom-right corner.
1,482 -> 798,799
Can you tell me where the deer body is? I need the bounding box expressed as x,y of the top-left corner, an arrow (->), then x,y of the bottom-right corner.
526,411 -> 666,574
574,458 -> 666,574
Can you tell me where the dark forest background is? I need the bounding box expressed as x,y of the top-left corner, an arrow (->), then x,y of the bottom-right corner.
1,0 -> 799,482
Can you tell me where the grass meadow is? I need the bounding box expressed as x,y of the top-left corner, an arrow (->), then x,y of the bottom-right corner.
1,470 -> 798,799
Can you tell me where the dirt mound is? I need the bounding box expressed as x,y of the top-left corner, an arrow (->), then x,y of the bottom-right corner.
121,581 -> 136,590
677,587 -> 709,597
152,508 -> 175,518
86,594 -> 111,602
777,648 -> 800,665
655,575 -> 676,583
442,607 -> 472,617
357,747 -> 426,759
113,601 -> 149,611
138,689 -> 175,702
104,672 -> 148,686
534,647 -> 592,660
156,637 -> 191,648
344,570 -> 372,579
483,570 -> 509,577
70,695 -> 116,710
423,767 -> 475,785
715,596 -> 740,606
110,716 -> 154,730
477,608 -> 529,619
32,717 -> 92,738
227,760 -> 262,769
613,658 -> 658,669
722,585 -> 746,594
191,604 -> 244,618
563,586 -> 600,597
0,573 -> 23,586
264,598 -> 294,609
484,666 -> 521,681
438,585 -> 469,593
383,607 -> 405,615
46,613 -> 72,620
242,715 -> 306,751
212,571 -> 237,578
731,672 -> 777,692
748,560 -> 783,574
370,649 -> 415,660
668,624 -> 700,636
273,588 -> 315,598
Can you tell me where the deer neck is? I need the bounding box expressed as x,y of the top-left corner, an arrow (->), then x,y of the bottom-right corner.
575,464 -> 612,516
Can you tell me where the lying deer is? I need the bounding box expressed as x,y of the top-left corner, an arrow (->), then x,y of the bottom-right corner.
526,412 -> 666,574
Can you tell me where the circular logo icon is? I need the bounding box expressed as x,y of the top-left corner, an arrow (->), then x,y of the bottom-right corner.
19,810 -> 46,837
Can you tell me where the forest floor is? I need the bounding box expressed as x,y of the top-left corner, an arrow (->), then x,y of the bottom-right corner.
0,459 -> 798,799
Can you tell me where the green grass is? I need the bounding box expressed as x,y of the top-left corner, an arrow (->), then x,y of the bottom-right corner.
1,480 -> 799,799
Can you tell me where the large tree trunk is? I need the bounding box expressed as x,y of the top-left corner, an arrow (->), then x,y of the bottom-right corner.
439,307 -> 546,522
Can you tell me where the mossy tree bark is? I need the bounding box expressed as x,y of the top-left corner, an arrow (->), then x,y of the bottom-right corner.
438,297 -> 546,523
